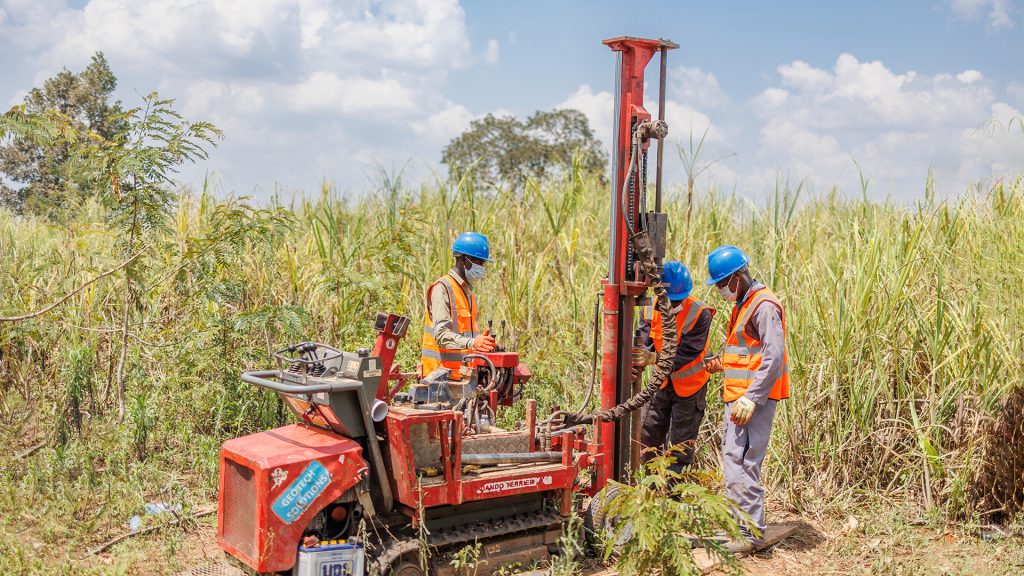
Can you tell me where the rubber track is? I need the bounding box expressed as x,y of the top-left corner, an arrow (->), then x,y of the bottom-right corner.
371,509 -> 566,573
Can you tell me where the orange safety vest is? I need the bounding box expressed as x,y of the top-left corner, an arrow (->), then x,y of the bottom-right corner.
722,286 -> 790,403
642,295 -> 715,398
421,274 -> 479,377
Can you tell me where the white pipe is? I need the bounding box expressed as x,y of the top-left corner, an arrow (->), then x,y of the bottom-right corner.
370,399 -> 389,422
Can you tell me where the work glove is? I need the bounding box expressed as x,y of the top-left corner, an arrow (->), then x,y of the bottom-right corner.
471,328 -> 496,353
631,347 -> 657,367
730,396 -> 756,425
703,354 -> 723,374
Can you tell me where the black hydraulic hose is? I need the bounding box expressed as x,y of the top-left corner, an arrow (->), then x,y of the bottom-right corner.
566,230 -> 678,424
573,291 -> 602,415
464,353 -> 498,391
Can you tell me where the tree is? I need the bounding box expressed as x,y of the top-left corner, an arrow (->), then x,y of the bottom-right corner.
2,93 -> 223,417
0,52 -> 124,217
74,94 -> 222,418
442,109 -> 605,190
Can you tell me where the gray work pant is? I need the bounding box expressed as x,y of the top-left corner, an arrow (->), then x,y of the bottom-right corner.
722,399 -> 778,542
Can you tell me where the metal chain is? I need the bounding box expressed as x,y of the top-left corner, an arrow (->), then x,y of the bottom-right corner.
625,131 -> 637,280
641,148 -> 649,224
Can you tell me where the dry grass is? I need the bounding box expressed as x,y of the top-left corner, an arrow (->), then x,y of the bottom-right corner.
1,170 -> 1023,573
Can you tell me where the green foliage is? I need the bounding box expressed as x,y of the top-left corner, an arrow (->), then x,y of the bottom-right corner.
66,92 -> 222,417
57,342 -> 95,445
0,52 -> 124,218
127,391 -> 157,461
599,453 -> 746,576
442,109 -> 605,191
0,127 -> 1023,571
550,500 -> 586,576
449,540 -> 482,576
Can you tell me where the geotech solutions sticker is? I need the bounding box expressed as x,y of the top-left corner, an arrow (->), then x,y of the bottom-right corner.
271,460 -> 332,524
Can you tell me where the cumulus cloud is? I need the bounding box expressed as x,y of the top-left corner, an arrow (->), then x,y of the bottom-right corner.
0,0 -> 481,196
751,53 -> 1024,197
556,65 -> 725,154
411,101 -> 476,143
950,0 -> 1016,29
671,67 -> 726,109
556,84 -> 615,151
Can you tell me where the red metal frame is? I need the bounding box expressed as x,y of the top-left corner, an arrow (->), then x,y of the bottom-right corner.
218,35 -> 681,573
595,36 -> 678,494
383,406 -> 582,514
373,313 -> 407,401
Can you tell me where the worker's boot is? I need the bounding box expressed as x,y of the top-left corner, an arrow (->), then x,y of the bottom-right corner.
722,527 -> 758,554
723,538 -> 753,554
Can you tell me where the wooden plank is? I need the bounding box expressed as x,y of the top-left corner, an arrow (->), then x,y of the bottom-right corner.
693,523 -> 801,574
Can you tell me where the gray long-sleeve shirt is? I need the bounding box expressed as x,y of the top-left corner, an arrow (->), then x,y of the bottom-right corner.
734,280 -> 786,406
427,269 -> 475,350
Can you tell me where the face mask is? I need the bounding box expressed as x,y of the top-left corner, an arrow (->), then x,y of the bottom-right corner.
718,276 -> 738,301
465,262 -> 486,281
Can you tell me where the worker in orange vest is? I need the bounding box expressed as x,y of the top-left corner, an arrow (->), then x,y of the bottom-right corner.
420,232 -> 497,378
633,261 -> 716,474
703,245 -> 790,552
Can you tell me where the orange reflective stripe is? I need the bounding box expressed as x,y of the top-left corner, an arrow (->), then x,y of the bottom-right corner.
721,287 -> 790,402
643,296 -> 715,397
421,274 -> 479,377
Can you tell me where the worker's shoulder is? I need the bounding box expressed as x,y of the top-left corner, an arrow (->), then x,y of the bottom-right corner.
426,276 -> 455,297
749,290 -> 785,320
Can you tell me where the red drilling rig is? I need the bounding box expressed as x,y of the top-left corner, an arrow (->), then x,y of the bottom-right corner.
217,35 -> 679,576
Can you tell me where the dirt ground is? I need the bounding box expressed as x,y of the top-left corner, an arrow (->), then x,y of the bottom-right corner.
713,512 -> 1024,576
76,505 -> 1023,576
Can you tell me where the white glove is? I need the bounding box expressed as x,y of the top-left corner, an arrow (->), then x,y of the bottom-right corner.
730,396 -> 756,425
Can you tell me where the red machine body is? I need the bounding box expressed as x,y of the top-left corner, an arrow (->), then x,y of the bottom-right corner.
595,36 -> 678,493
383,404 -> 584,517
216,35 -> 676,575
218,424 -> 368,572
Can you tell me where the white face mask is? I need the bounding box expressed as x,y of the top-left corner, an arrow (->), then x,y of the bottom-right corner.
465,263 -> 486,282
718,276 -> 738,301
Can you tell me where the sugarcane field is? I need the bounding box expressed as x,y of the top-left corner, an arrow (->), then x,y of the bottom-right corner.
1,2 -> 1023,575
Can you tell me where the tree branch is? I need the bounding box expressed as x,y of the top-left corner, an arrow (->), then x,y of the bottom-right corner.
0,248 -> 146,323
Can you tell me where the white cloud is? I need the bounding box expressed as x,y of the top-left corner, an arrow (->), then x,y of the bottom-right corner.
950,0 -> 1016,30
778,60 -> 833,93
286,71 -> 418,115
484,39 -> 499,65
0,0 -> 488,198
957,69 -> 984,83
557,84 -> 615,151
411,101 -> 476,142
751,53 -> 1024,198
671,66 -> 726,109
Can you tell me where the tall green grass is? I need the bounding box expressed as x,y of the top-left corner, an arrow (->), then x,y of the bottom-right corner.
0,170 -> 1022,572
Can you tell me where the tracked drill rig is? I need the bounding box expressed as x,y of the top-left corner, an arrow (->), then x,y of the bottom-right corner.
217,36 -> 680,576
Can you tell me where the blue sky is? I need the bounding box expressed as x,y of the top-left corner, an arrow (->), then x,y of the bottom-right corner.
2,0 -> 1022,202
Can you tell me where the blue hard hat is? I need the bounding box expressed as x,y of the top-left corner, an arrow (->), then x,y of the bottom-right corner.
451,232 -> 493,262
662,260 -> 693,300
706,245 -> 749,285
